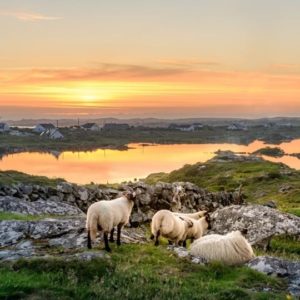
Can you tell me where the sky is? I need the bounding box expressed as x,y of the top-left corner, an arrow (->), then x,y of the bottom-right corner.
0,0 -> 300,120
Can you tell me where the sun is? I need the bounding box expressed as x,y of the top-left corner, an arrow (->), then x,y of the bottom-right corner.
82,94 -> 97,102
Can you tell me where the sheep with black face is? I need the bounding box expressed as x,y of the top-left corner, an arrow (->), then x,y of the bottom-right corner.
86,191 -> 136,252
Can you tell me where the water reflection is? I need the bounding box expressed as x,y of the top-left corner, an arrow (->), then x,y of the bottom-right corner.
1,140 -> 300,184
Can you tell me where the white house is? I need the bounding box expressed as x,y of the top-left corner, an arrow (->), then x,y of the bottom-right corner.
0,123 -> 10,133
169,123 -> 204,132
40,129 -> 64,140
80,123 -> 100,131
33,123 -> 56,133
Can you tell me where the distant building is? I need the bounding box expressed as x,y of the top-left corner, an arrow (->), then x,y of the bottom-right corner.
40,129 -> 64,140
33,123 -> 56,133
80,123 -> 100,131
0,123 -> 10,133
169,123 -> 203,132
227,123 -> 248,131
103,123 -> 130,130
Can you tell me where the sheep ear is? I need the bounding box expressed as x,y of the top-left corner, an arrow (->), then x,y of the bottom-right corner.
240,228 -> 248,236
187,219 -> 193,228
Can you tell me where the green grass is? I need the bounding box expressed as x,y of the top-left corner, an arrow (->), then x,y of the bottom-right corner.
145,159 -> 300,214
0,170 -> 65,186
0,244 -> 287,300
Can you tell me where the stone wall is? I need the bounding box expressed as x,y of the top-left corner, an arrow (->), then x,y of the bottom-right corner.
0,181 -> 243,223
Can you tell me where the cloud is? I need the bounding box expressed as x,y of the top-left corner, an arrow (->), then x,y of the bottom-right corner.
157,59 -> 220,67
2,63 -> 190,83
0,11 -> 61,22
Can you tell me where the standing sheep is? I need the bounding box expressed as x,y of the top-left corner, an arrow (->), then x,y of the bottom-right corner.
183,212 -> 211,247
190,230 -> 255,265
86,191 -> 136,252
174,210 -> 207,220
150,209 -> 193,246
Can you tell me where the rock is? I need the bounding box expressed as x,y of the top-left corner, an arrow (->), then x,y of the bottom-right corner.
263,200 -> 277,209
210,205 -> 300,248
0,196 -> 84,216
57,182 -> 73,194
73,251 -> 109,261
19,185 -> 33,195
0,221 -> 29,247
279,184 -> 292,193
0,249 -> 36,261
247,256 -> 300,296
78,188 -> 89,201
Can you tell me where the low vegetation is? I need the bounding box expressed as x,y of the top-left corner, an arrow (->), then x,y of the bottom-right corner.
0,170 -> 65,186
146,159 -> 300,215
252,147 -> 285,157
0,244 -> 286,300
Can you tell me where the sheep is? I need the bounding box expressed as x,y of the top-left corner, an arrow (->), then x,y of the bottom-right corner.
183,212 -> 211,247
190,230 -> 255,265
86,191 -> 136,252
174,210 -> 207,220
150,209 -> 193,246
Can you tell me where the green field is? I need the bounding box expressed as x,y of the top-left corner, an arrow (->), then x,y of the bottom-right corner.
0,244 -> 287,300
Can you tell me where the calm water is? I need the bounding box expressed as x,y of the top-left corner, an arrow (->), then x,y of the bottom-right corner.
1,140 -> 300,184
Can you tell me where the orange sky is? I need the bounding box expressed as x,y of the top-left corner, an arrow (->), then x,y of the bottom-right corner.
1,1 -> 300,119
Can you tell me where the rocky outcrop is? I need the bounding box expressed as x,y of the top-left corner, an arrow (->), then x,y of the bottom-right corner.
247,256 -> 300,296
0,196 -> 84,216
0,218 -> 148,261
210,204 -> 300,248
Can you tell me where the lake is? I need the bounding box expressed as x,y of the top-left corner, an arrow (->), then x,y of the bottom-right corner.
1,140 -> 300,184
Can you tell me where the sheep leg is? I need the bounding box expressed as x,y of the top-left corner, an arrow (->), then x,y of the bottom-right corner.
87,230 -> 92,249
117,224 -> 123,246
168,240 -> 173,245
103,232 -> 111,252
183,240 -> 187,248
110,228 -> 115,243
154,230 -> 160,246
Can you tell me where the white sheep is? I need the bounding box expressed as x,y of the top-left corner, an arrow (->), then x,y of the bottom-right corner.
184,213 -> 211,245
86,191 -> 136,252
167,211 -> 211,247
150,209 -> 193,246
174,210 -> 207,220
190,230 -> 255,265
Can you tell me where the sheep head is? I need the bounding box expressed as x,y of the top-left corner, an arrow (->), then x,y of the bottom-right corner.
204,211 -> 212,230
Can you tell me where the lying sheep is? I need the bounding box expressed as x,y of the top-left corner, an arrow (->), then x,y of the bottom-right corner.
86,191 -> 136,252
150,209 -> 193,246
190,230 -> 255,265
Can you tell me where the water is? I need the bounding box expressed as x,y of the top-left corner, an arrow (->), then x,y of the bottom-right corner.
1,140 -> 300,184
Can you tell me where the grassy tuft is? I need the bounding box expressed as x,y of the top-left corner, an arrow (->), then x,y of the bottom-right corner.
0,244 -> 287,300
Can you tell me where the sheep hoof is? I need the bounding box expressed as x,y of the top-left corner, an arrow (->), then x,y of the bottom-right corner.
110,238 -> 115,243
117,241 -> 121,246
105,247 -> 112,252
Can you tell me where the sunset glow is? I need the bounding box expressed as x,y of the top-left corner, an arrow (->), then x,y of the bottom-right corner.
1,0 -> 300,119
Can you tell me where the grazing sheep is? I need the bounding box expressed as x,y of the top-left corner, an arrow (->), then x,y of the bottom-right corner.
86,191 -> 136,252
190,230 -> 255,265
183,212 -> 211,246
150,209 -> 193,246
